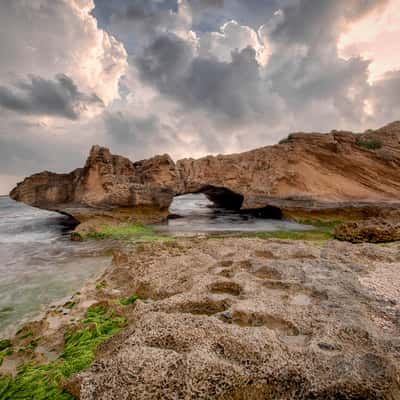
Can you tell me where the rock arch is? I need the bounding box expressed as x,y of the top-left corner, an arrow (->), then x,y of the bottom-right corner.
10,121 -> 400,227
194,185 -> 244,210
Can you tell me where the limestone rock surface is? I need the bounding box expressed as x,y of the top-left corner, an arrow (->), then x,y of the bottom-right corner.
334,218 -> 400,243
10,121 -> 400,224
63,238 -> 400,399
10,145 -> 181,224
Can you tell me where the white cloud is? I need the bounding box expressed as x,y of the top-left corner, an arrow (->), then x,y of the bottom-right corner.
0,0 -> 128,193
198,20 -> 271,65
0,0 -> 127,109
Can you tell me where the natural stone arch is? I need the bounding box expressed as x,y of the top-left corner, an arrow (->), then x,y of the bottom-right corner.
10,120 -> 400,228
195,185 -> 244,210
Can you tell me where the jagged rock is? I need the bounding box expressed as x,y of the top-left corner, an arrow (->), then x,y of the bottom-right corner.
10,121 -> 400,225
10,146 -> 180,225
334,219 -> 400,243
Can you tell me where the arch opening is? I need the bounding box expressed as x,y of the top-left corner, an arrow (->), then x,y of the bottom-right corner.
197,185 -> 244,211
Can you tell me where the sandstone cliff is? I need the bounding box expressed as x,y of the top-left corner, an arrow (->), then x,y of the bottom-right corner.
10,121 -> 400,224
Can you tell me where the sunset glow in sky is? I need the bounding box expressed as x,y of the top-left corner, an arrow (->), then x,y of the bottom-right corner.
338,0 -> 400,82
0,0 -> 399,194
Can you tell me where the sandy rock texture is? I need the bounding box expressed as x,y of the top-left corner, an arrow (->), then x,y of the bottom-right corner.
335,218 -> 400,243
65,238 -> 400,399
10,121 -> 400,225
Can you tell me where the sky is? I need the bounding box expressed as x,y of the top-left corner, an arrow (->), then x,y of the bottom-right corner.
0,0 -> 399,194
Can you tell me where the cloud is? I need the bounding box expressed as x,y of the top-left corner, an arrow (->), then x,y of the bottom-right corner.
136,33 -> 281,122
369,70 -> 400,122
104,112 -> 166,148
198,20 -> 270,65
0,0 -> 128,192
0,0 -> 127,106
338,0 -> 400,82
0,74 -> 103,119
96,0 -> 192,53
105,0 -> 399,163
269,0 -> 388,45
1,0 -> 400,195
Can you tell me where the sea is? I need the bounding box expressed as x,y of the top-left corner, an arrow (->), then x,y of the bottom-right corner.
0,194 -> 310,334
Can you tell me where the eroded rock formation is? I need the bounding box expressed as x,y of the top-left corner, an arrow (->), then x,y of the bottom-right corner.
63,238 -> 400,399
334,219 -> 400,243
10,121 -> 400,225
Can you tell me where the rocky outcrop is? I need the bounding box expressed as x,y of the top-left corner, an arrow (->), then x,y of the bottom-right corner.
10,146 -> 181,225
64,238 -> 400,399
3,238 -> 400,398
334,219 -> 400,243
10,121 -> 400,225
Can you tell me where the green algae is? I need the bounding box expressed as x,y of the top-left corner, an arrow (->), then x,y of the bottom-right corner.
63,300 -> 78,310
95,281 -> 107,290
83,223 -> 173,242
207,222 -> 337,243
278,133 -> 294,144
0,305 -> 126,400
0,341 -> 13,367
0,341 -> 11,353
235,220 -> 341,242
19,331 -> 33,340
238,229 -> 333,242
119,295 -> 139,306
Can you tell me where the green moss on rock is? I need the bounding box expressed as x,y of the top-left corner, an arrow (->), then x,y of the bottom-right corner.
0,306 -> 126,400
82,223 -> 173,243
0,341 -> 11,352
355,137 -> 383,150
119,295 -> 139,306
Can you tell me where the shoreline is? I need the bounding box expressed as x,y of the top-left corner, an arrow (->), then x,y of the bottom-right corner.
1,235 -> 400,398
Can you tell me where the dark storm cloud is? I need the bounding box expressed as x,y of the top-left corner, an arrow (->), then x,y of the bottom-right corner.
0,74 -> 103,120
133,0 -> 389,127
184,47 -> 277,119
93,0 -> 188,53
188,0 -> 224,9
137,34 -> 281,121
98,0 -> 178,27
103,111 -> 185,157
270,0 -> 388,44
260,0 -> 389,127
104,111 -> 161,145
93,0 -> 280,41
265,42 -> 371,122
106,0 -> 398,139
137,34 -> 194,90
189,0 -> 292,32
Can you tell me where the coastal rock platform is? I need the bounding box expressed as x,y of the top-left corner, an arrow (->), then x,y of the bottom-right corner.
9,121 -> 400,228
62,238 -> 400,399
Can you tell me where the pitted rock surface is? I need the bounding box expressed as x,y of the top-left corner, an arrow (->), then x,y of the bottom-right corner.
334,218 -> 400,243
64,238 -> 400,399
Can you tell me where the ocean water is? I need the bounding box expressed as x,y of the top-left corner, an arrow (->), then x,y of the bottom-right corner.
0,194 -> 310,334
153,193 -> 311,235
0,196 -> 112,334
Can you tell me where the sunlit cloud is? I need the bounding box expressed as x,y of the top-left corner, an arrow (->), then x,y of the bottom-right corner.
338,0 -> 400,82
